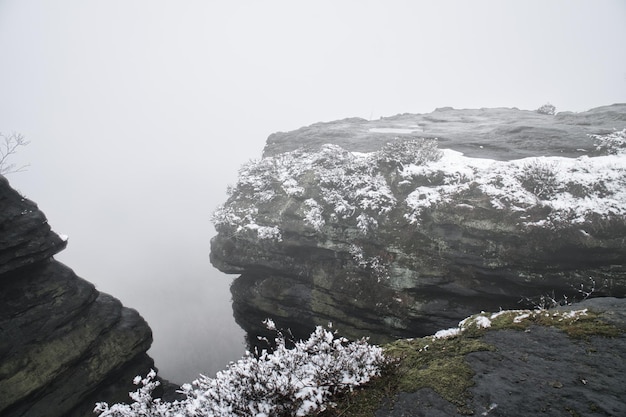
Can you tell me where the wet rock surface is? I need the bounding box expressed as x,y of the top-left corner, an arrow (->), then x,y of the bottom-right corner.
375,297 -> 626,417
0,176 -> 159,417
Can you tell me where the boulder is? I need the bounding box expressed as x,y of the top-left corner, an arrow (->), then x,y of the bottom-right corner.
210,104 -> 626,345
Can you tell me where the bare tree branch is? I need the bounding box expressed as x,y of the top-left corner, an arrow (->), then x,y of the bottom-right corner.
0,132 -> 30,175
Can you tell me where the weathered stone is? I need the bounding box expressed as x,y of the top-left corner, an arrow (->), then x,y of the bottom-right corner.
0,176 -> 159,417
0,176 -> 67,275
211,104 -> 626,345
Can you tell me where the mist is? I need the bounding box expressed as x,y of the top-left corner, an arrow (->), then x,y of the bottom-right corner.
1,0 -> 624,384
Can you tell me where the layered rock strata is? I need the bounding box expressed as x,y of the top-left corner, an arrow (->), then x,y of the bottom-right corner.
211,104 -> 626,344
0,176 -> 156,417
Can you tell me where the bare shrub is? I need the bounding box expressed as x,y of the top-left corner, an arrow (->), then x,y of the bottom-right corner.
0,132 -> 29,175
535,103 -> 556,115
519,277 -> 606,310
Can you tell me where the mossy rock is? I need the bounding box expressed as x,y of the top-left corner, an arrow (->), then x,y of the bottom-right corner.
321,299 -> 625,417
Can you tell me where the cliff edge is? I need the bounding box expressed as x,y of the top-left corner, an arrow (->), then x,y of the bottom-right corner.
334,297 -> 626,417
0,176 -> 156,417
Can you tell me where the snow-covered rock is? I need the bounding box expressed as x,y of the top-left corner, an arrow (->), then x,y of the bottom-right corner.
211,105 -> 626,345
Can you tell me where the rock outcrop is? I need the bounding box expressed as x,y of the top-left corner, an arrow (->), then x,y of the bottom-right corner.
210,104 -> 626,346
0,176 -> 156,417
372,297 -> 626,417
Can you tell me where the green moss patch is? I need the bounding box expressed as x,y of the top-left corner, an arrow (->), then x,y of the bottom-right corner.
319,335 -> 492,417
385,336 -> 493,406
318,362 -> 399,417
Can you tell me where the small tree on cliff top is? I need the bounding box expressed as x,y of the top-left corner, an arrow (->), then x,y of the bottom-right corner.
0,132 -> 29,175
535,103 -> 556,115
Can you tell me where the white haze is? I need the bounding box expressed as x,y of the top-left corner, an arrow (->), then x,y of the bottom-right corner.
0,0 -> 624,383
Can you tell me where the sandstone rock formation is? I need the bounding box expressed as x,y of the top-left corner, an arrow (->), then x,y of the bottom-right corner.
210,104 -> 626,346
0,176 -> 156,417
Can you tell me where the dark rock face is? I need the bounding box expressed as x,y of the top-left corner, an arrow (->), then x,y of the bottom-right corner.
375,297 -> 626,417
0,177 -> 67,274
0,176 -> 156,417
210,105 -> 626,345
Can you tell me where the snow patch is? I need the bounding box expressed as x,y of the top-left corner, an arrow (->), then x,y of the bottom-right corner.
433,327 -> 461,339
304,199 -> 325,231
368,127 -> 422,134
513,312 -> 531,323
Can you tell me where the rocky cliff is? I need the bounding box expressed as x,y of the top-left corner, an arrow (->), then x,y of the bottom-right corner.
210,104 -> 626,345
0,176 -> 156,417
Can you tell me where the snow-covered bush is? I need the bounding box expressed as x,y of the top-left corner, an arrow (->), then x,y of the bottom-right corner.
375,137 -> 442,171
212,143 -> 400,237
94,323 -> 385,417
94,369 -> 171,417
303,198 -> 325,231
252,224 -> 283,241
212,205 -> 283,241
535,103 -> 556,115
517,159 -> 560,199
591,128 -> 626,155
400,147 -> 626,227
214,135 -> 626,237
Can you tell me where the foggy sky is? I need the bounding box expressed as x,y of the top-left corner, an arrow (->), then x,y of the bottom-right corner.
1,0 -> 625,383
